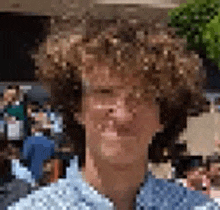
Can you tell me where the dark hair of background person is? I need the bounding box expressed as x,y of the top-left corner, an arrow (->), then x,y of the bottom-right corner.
32,15 -> 208,169
0,135 -> 15,185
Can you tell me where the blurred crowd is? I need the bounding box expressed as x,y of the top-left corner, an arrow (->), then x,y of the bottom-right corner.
0,85 -> 74,190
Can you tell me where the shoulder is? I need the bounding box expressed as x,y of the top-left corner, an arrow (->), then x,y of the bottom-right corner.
136,175 -> 220,209
24,136 -> 53,145
2,178 -> 33,209
8,158 -> 114,210
6,179 -> 74,209
7,177 -> 113,210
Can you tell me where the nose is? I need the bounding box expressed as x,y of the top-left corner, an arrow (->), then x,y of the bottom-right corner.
107,95 -> 134,123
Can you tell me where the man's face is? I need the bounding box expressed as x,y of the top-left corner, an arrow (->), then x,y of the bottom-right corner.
3,89 -> 17,104
79,64 -> 163,167
186,163 -> 220,195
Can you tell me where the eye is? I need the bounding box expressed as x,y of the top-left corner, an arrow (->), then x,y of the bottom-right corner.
100,89 -> 112,94
94,89 -> 113,95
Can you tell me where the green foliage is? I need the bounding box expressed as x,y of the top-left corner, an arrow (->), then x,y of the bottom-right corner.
203,10 -> 220,69
168,0 -> 220,52
188,0 -> 220,4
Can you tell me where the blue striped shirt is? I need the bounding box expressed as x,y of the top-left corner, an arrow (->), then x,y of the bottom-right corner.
8,156 -> 220,210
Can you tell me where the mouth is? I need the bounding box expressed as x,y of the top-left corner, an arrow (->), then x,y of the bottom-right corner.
101,131 -> 136,140
97,122 -> 136,139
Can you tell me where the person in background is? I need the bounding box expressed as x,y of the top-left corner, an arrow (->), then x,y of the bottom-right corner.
184,156 -> 220,204
3,85 -> 25,120
21,113 -> 56,186
3,85 -> 28,153
8,17 -> 220,209
24,101 -> 68,185
28,101 -> 71,181
0,134 -> 37,210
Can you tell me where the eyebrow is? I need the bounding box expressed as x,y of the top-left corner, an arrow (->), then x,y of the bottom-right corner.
90,85 -> 142,94
92,85 -> 140,89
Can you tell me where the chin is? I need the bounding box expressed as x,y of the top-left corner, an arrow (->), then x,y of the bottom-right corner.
103,153 -> 138,166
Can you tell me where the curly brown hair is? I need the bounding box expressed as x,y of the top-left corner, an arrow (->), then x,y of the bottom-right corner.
32,17 -> 207,166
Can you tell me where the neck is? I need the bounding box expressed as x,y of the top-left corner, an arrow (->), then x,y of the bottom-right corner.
83,148 -> 147,209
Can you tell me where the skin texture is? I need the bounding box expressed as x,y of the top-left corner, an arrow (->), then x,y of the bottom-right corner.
76,63 -> 164,209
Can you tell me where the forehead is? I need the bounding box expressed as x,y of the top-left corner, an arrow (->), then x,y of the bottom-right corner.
83,63 -> 143,89
5,89 -> 16,94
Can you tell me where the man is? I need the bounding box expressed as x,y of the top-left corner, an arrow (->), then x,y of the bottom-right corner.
3,86 -> 25,122
184,156 -> 220,203
7,19 -> 220,209
3,85 -> 28,147
0,136 -> 37,210
21,130 -> 55,185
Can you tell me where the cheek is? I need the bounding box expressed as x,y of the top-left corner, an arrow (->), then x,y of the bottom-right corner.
86,109 -> 104,130
85,110 -> 104,147
135,108 -> 161,142
134,108 -> 151,128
